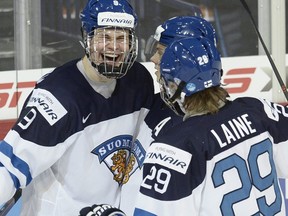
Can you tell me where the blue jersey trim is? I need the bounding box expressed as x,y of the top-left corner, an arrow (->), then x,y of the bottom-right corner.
0,140 -> 32,187
134,208 -> 157,216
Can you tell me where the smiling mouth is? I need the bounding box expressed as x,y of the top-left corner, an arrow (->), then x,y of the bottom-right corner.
102,53 -> 122,64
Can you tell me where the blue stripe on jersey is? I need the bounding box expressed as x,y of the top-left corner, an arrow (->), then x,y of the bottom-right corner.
0,161 -> 20,189
134,208 -> 157,216
0,140 -> 32,187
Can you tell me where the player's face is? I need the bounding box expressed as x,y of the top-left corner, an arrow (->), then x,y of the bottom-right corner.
150,43 -> 166,83
88,27 -> 130,67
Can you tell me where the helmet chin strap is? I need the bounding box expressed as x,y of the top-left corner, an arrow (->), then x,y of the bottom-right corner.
88,58 -> 128,78
172,100 -> 186,116
168,81 -> 186,104
167,81 -> 187,116
96,63 -> 128,79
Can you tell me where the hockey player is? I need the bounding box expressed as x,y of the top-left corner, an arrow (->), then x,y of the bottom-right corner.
142,15 -> 218,146
0,0 -> 155,215
76,15 -> 220,216
134,36 -> 288,215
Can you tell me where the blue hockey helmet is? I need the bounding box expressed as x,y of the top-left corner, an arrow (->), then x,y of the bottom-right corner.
159,37 -> 222,114
79,0 -> 138,79
145,16 -> 217,56
80,0 -> 138,34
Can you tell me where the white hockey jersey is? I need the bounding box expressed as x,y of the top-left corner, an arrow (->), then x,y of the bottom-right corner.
0,59 -> 156,216
134,97 -> 288,216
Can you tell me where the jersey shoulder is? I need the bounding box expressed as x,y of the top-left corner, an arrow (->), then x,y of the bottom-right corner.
124,61 -> 154,89
36,59 -> 83,89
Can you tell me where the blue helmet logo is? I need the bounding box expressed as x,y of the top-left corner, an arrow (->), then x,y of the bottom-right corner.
186,83 -> 197,93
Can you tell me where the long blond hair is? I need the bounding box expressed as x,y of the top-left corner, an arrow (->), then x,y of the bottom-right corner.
183,86 -> 229,115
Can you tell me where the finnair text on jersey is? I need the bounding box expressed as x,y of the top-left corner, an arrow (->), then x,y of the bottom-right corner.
145,152 -> 187,168
144,143 -> 192,174
210,113 -> 257,148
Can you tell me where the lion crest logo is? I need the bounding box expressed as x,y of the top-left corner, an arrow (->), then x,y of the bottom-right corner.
92,135 -> 145,185
111,150 -> 136,183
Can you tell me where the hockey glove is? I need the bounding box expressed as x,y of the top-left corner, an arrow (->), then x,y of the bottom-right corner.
79,204 -> 126,216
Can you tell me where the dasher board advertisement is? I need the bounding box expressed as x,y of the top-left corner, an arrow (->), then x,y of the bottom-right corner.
0,55 -> 287,121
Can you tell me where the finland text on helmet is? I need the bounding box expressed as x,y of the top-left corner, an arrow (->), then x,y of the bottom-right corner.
145,16 -> 217,56
159,37 -> 222,116
80,0 -> 138,79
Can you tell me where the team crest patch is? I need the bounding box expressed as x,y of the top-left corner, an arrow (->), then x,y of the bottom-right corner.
92,135 -> 146,184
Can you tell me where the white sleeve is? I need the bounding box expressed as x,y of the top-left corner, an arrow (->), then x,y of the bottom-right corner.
0,166 -> 17,205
